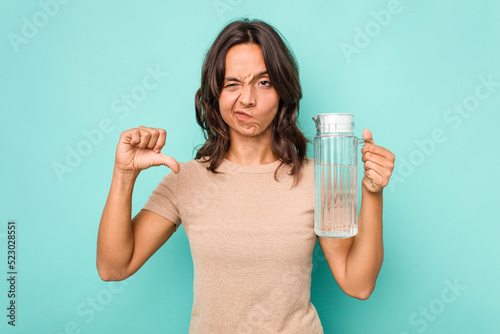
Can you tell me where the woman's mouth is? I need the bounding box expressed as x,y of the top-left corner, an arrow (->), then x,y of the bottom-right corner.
234,111 -> 251,121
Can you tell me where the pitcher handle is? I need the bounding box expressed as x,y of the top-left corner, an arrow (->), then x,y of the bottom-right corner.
356,138 -> 374,187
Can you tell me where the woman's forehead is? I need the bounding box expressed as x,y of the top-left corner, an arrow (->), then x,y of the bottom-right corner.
225,44 -> 268,80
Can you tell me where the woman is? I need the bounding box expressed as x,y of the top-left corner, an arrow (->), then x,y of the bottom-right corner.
97,18 -> 395,333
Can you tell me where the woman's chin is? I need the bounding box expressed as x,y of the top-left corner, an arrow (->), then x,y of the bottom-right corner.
233,125 -> 259,137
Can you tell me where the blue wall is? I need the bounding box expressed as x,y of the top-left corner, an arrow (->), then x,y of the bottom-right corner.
1,1 -> 499,333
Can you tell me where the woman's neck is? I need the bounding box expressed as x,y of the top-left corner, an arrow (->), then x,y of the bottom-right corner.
224,130 -> 278,165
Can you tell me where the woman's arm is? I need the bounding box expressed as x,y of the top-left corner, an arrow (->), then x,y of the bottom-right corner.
96,169 -> 137,281
96,126 -> 180,281
96,168 -> 178,281
317,187 -> 383,299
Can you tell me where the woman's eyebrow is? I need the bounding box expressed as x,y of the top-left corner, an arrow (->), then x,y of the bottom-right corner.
224,70 -> 268,82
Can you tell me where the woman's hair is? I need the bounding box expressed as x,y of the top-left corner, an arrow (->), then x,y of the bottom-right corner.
194,18 -> 310,187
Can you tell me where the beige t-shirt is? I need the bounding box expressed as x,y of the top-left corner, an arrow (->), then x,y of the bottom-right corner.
142,156 -> 324,334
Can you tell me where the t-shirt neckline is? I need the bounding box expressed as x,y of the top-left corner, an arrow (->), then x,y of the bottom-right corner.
218,157 -> 282,174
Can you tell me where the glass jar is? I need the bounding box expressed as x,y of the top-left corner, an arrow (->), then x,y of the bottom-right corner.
312,113 -> 365,238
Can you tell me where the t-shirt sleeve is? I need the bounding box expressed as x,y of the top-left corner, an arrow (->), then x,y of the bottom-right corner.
142,170 -> 181,231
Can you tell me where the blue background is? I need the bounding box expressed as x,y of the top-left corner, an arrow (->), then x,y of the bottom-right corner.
1,0 -> 499,333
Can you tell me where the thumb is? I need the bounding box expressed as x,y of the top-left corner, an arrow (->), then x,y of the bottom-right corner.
154,153 -> 180,173
362,128 -> 374,144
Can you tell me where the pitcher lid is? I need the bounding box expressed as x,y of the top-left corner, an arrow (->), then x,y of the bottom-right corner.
312,113 -> 355,133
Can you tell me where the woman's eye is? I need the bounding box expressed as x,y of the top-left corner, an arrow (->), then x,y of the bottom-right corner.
260,80 -> 271,87
224,83 -> 237,88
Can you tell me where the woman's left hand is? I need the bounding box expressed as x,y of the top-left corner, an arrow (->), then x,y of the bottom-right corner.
360,129 -> 395,193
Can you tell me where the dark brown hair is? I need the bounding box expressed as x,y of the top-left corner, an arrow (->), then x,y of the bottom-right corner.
194,18 -> 310,187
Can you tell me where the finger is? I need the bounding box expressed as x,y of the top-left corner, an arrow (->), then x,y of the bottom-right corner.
363,168 -> 385,188
362,151 -> 395,170
137,126 -> 157,149
362,129 -> 374,144
364,160 -> 393,181
135,127 -> 152,149
361,144 -> 395,162
126,128 -> 141,146
138,126 -> 164,151
362,173 -> 378,191
362,172 -> 375,188
145,128 -> 160,150
153,128 -> 167,153
157,154 -> 180,173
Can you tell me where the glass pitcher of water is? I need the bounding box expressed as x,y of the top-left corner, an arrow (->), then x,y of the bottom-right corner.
312,113 -> 365,238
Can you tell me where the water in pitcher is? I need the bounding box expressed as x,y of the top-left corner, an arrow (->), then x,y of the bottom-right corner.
314,161 -> 358,238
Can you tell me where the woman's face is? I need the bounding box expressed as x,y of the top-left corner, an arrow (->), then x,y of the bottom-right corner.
219,43 -> 280,138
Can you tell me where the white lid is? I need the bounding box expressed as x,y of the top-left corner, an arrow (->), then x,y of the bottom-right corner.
312,113 -> 355,133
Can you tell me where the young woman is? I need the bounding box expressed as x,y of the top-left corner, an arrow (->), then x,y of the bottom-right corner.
97,18 -> 395,333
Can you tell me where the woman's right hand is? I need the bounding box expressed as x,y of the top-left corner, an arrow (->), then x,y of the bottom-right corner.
114,126 -> 180,176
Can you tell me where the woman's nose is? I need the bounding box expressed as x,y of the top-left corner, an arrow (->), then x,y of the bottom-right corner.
238,85 -> 256,106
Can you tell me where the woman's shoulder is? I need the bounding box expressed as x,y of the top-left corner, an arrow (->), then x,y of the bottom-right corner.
178,157 -> 210,174
304,156 -> 314,164
301,156 -> 314,176
301,156 -> 314,171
